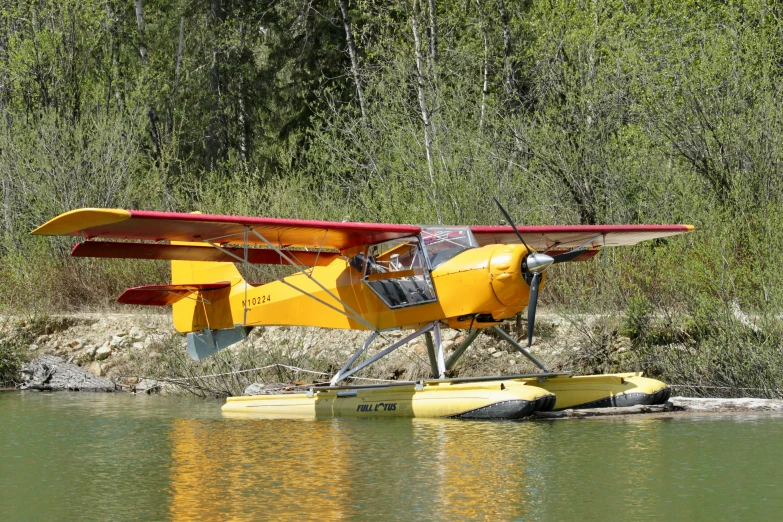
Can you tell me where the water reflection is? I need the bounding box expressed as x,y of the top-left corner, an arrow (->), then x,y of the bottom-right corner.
167,417 -> 556,519
168,418 -> 352,520
6,393 -> 783,521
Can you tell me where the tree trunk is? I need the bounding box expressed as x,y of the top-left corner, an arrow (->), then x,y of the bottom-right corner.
497,0 -> 515,100
427,0 -> 438,65
175,14 -> 185,86
135,0 -> 161,162
238,73 -> 247,162
135,0 -> 147,65
475,0 -> 489,131
338,0 -> 367,120
0,14 -> 7,114
411,0 -> 441,224
206,0 -> 227,168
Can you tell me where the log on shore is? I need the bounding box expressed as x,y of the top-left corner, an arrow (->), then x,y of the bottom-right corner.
20,355 -> 116,392
532,403 -> 675,419
531,396 -> 783,419
669,396 -> 783,412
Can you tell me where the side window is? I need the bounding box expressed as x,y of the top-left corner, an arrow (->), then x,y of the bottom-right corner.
358,237 -> 436,308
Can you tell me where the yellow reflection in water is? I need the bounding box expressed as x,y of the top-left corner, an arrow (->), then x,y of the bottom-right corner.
166,417 -> 546,520
168,418 -> 352,520
410,418 -> 538,520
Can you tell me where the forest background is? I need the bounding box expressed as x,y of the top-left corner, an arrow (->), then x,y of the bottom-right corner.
2,0 -> 783,392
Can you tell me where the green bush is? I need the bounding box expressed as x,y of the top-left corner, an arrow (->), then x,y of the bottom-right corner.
0,338 -> 25,387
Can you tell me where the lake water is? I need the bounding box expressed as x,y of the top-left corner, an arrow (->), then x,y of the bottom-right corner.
2,392 -> 783,521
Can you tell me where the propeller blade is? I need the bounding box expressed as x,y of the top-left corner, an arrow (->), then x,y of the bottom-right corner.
551,248 -> 589,263
551,234 -> 602,264
527,272 -> 541,348
492,197 -> 531,253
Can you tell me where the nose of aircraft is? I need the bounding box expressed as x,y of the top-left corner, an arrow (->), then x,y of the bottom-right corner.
524,252 -> 554,274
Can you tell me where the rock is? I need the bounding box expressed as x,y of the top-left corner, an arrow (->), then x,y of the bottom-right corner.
136,379 -> 160,393
143,333 -> 168,349
129,326 -> 144,340
492,351 -> 504,358
110,335 -> 128,348
86,345 -> 97,357
67,339 -> 81,348
19,355 -> 115,391
88,361 -> 103,377
411,341 -> 426,354
29,343 -> 39,351
95,345 -> 112,360
36,334 -> 49,344
132,342 -> 144,351
442,340 -> 455,351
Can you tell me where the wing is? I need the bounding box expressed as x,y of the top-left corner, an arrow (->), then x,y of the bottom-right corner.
32,208 -> 420,254
470,224 -> 695,250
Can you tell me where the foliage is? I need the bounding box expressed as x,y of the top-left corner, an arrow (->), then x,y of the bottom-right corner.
0,338 -> 25,387
2,0 -> 783,393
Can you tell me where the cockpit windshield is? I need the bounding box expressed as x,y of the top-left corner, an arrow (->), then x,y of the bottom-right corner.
421,226 -> 478,268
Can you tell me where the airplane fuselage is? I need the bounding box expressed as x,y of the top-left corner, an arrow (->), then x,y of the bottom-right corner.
172,242 -> 541,333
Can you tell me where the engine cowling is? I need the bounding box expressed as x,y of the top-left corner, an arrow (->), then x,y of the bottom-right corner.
430,244 -> 543,328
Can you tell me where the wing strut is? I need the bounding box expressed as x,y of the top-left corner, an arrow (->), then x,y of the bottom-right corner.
243,227 -> 249,325
247,227 -> 375,333
200,232 -> 379,333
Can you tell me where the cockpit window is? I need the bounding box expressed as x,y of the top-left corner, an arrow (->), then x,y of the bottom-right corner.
350,236 -> 437,309
421,226 -> 478,268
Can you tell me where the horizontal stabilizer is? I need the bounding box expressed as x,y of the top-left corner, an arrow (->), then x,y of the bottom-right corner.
117,282 -> 231,306
72,241 -> 339,266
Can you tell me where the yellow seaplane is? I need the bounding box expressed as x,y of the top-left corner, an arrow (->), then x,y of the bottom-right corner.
33,203 -> 694,419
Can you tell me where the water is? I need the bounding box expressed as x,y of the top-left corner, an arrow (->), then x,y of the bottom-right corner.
3,392 -> 783,521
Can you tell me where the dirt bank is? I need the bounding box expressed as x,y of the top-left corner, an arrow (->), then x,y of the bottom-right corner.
5,311 -> 603,388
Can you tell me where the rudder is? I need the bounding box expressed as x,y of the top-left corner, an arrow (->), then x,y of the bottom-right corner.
171,241 -> 245,335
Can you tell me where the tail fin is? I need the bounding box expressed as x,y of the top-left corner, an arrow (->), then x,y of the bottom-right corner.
171,241 -> 245,335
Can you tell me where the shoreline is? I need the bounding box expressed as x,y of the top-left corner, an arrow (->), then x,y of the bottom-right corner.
4,312 -> 779,404
6,385 -> 783,422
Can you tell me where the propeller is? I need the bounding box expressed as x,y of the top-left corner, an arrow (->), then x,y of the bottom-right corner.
492,198 -> 593,349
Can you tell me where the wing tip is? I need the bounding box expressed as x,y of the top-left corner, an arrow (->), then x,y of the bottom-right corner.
31,208 -> 131,236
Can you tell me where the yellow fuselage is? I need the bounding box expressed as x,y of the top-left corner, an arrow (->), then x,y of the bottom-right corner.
172,244 -> 543,333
